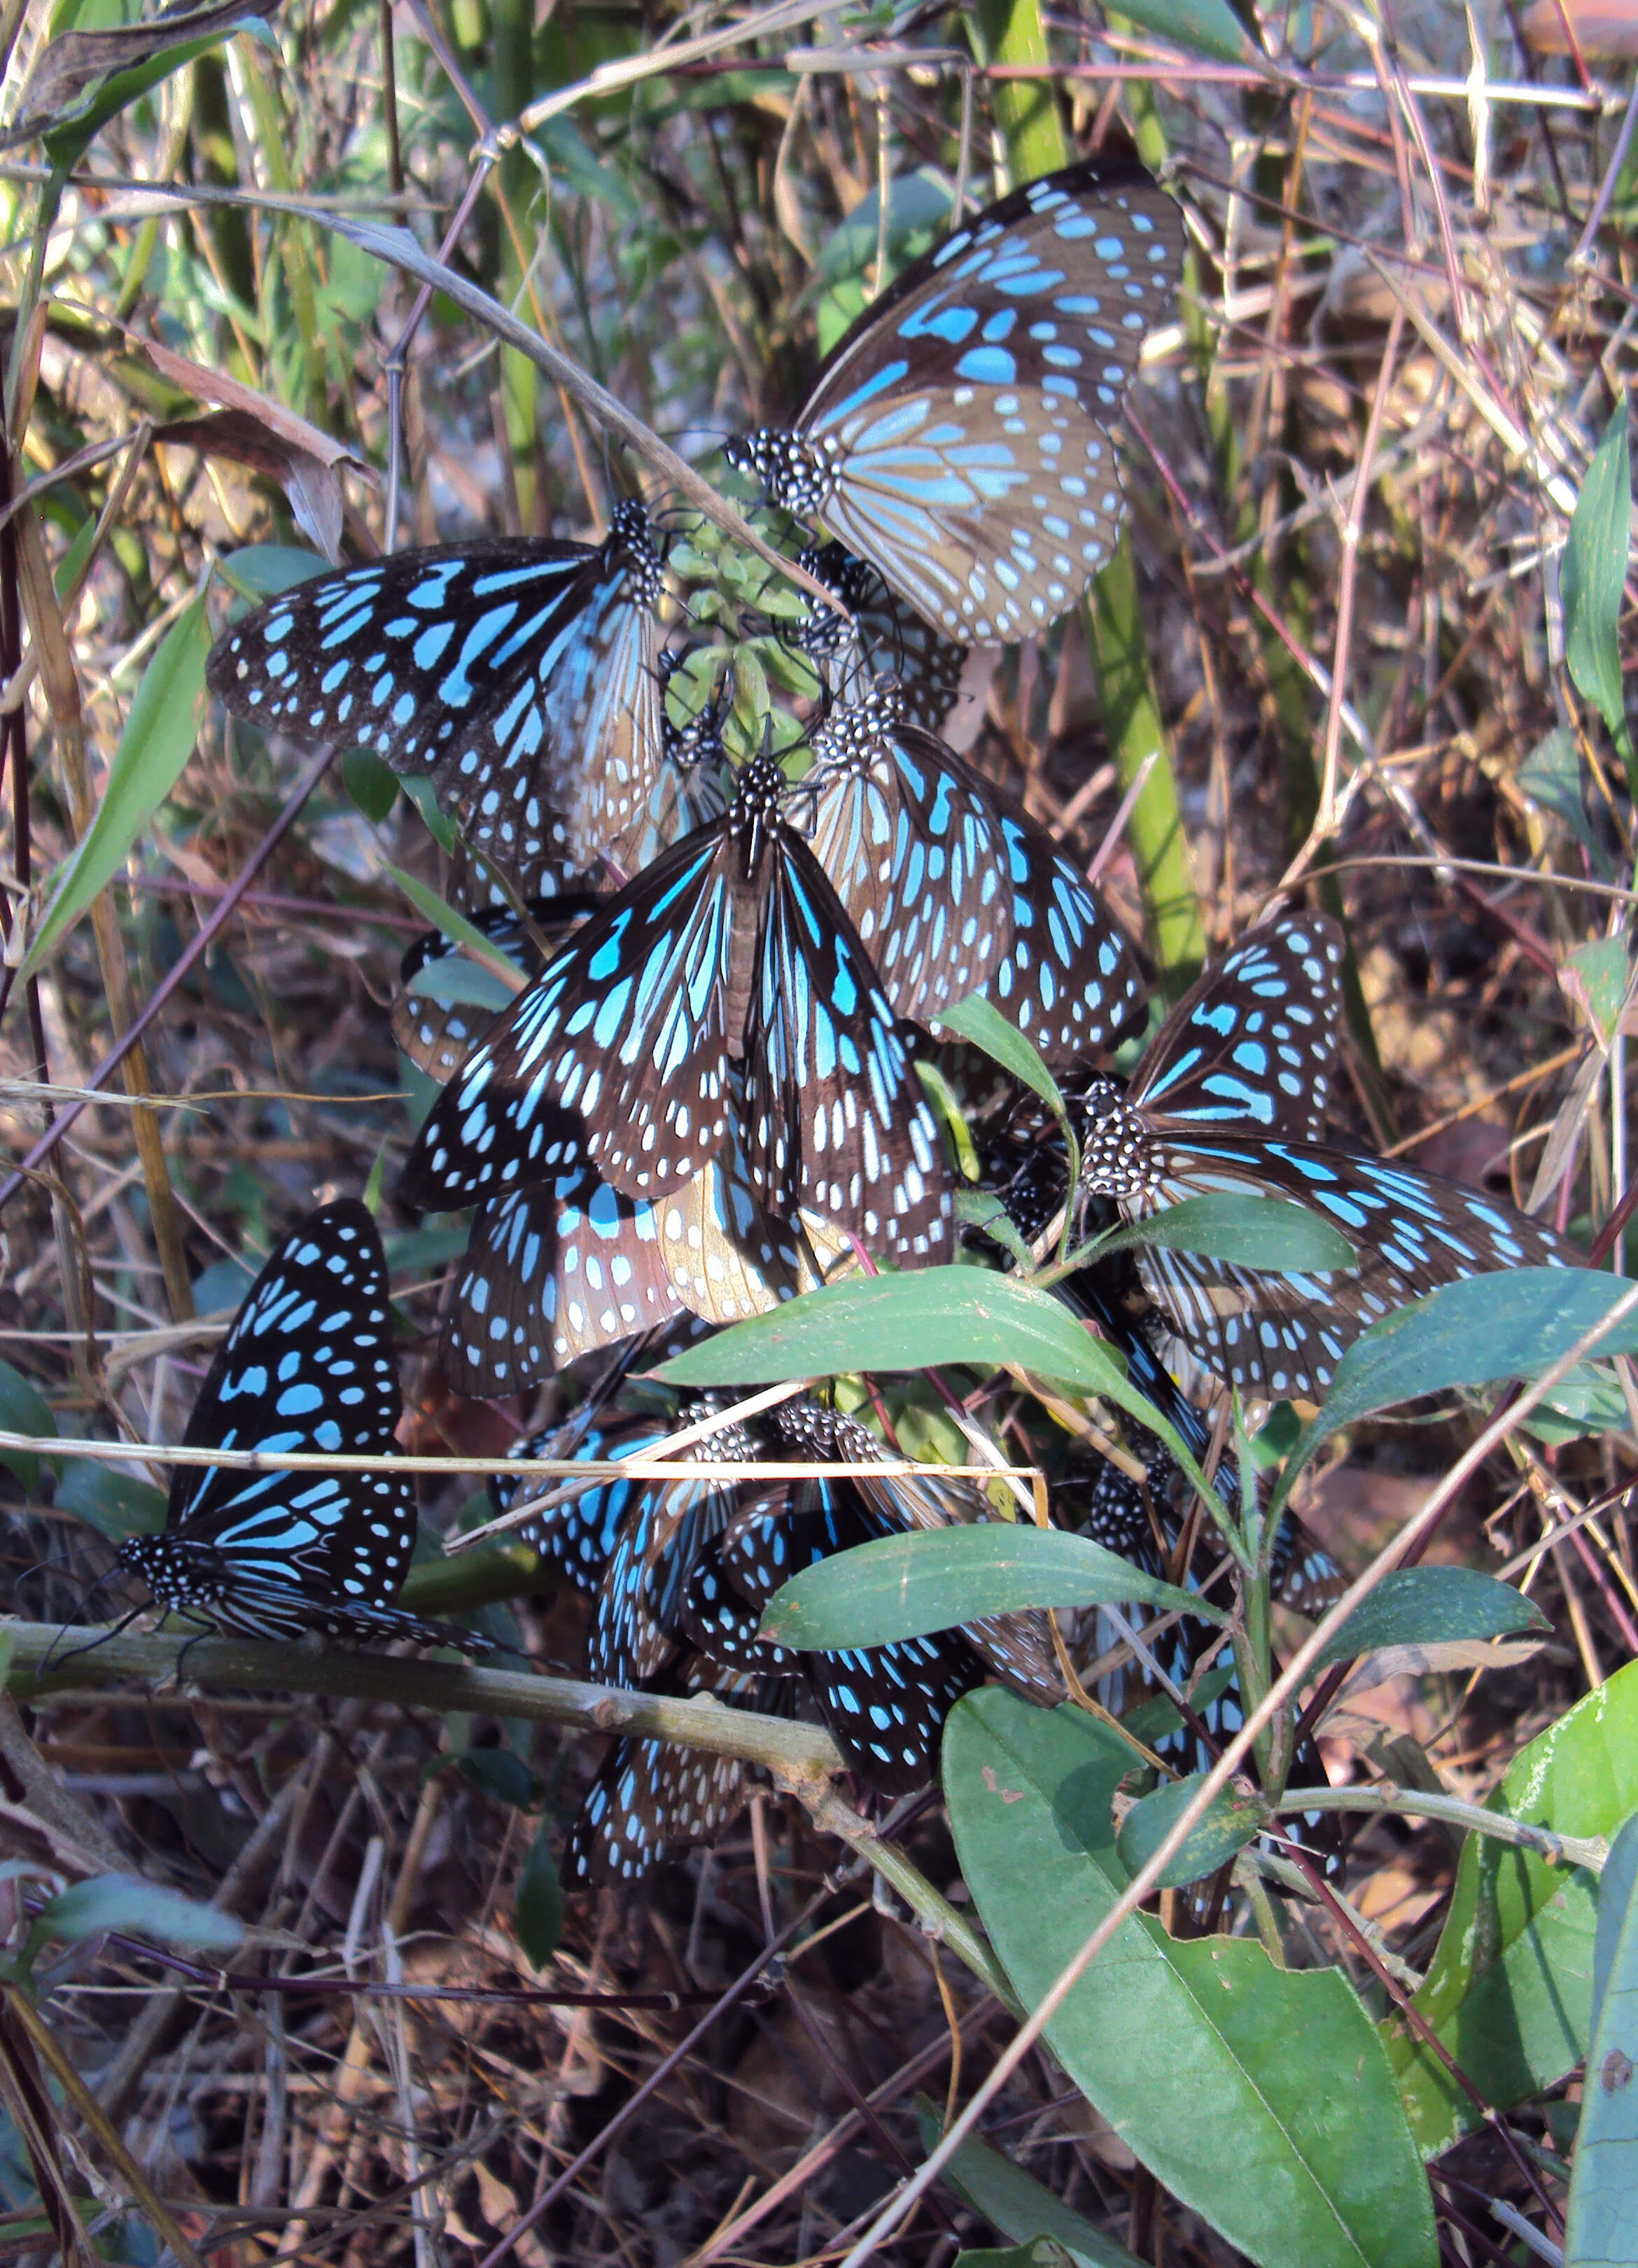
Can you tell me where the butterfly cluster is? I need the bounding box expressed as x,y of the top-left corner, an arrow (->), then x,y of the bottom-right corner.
126,146 -> 1583,1920
490,1395 -> 1059,1885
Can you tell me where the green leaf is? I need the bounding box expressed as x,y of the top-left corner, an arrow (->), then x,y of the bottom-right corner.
946,1692 -> 1438,2268
1594,1810 -> 1638,2040
342,747 -> 398,825
1107,0 -> 1254,66
1311,1569 -> 1549,1674
402,776 -> 459,855
955,2244 -> 1076,2268
406,958 -> 519,1011
380,862 -> 517,966
213,543 -> 324,603
1279,1270 -> 1638,1511
22,595 -> 211,977
25,1874 -> 244,1971
1114,1772 -> 1268,1889
1385,1658 -> 1638,2155
1520,1361 -> 1630,1445
1563,402 -> 1635,782
655,1270 -> 1221,1505
1100,1193 -> 1355,1273
39,20 -> 267,174
760,1524 -> 1223,1651
1566,938 -> 1634,1048
913,2099 -> 1147,2268
1518,727 -> 1611,872
654,1268 -> 1119,1389
1566,1812 -> 1638,2265
0,1361 -> 56,1493
516,1822 -> 564,1968
934,995 -> 1067,1120
53,1462 -> 167,1543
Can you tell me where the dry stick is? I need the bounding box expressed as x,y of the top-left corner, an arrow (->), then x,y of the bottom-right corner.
6,1623 -> 845,1777
475,1889 -> 833,2268
10,506 -> 195,1321
318,209 -> 845,617
683,1998 -> 999,2268
833,1279 -> 1638,2268
0,741 -> 335,1220
1280,302 -> 1405,892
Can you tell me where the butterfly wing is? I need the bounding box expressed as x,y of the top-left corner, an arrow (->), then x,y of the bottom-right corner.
981,806 -> 1147,1063
564,1658 -> 783,1889
803,701 -> 1011,1024
400,823 -> 737,1210
489,1417 -> 676,1596
718,1482 -> 981,1795
1132,913 -> 1345,1138
793,542 -> 978,739
392,898 -> 595,1086
740,831 -> 952,1256
773,1401 -> 1063,1705
735,161 -> 1182,641
207,505 -> 670,892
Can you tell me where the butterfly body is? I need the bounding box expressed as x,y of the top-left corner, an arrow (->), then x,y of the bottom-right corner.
118,1203 -> 482,1651
727,158 -> 1183,641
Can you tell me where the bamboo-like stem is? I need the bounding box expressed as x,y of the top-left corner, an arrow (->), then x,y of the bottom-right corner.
5,1620 -> 845,1777
968,0 -> 1204,991
11,507 -> 194,1321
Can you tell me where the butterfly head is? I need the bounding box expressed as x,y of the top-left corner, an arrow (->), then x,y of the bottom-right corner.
1077,1079 -> 1157,1201
724,428 -> 834,516
728,739 -> 792,867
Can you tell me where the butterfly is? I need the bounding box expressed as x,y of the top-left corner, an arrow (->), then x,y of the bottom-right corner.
725,156 -> 1183,643
788,541 -> 981,741
799,681 -> 1146,1056
401,743 -> 953,1261
207,501 -> 722,895
1075,916 -> 1580,1399
764,1398 -> 1063,1706
117,1202 -> 485,1651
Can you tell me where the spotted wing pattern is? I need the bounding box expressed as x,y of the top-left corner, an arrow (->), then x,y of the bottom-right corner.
564,1658 -> 779,1889
116,1203 -> 482,1651
727,158 -> 1182,641
1130,913 -> 1345,1138
489,1416 -> 677,1596
392,898 -> 596,1086
207,502 -> 676,892
769,1399 -> 1063,1706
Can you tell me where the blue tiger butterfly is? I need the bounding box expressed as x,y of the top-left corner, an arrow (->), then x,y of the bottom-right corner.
118,1203 -> 484,1651
727,157 -> 1183,641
